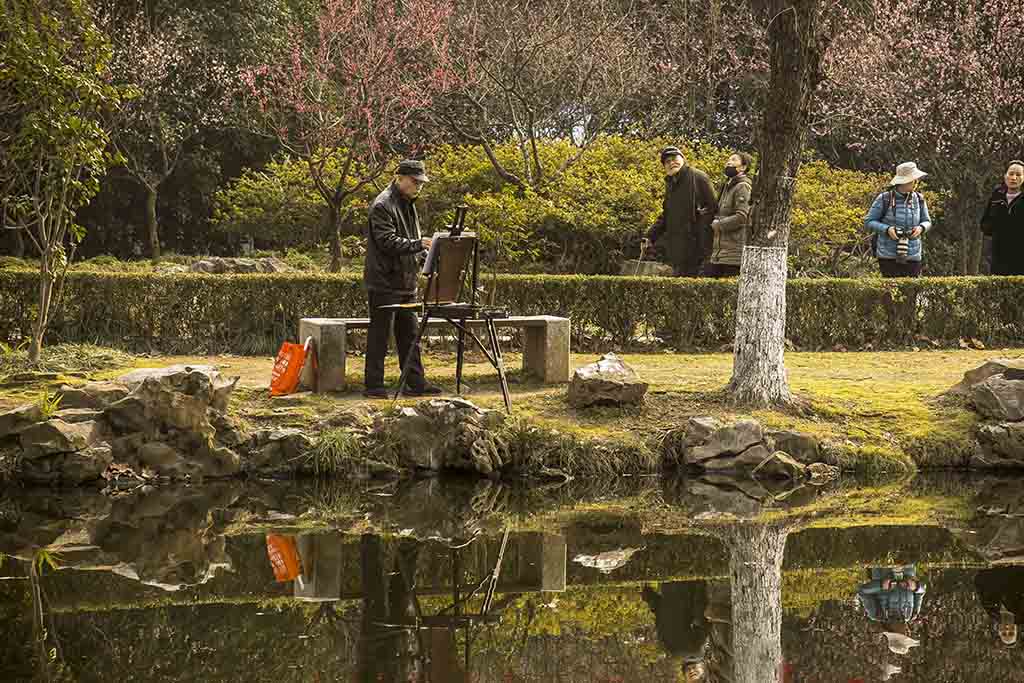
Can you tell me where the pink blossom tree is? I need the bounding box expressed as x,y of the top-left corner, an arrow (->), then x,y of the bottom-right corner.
437,0 -> 657,190
821,0 -> 1024,273
101,9 -> 234,260
242,0 -> 460,272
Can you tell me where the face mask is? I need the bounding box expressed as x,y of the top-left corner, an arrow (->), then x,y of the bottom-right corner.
724,166 -> 739,178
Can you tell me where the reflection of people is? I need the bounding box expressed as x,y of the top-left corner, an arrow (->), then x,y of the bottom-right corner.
642,581 -> 709,681
644,146 -> 718,277
980,160 -> 1024,276
857,565 -> 925,664
707,153 -> 753,279
975,565 -> 1024,647
358,535 -> 422,682
363,159 -> 443,399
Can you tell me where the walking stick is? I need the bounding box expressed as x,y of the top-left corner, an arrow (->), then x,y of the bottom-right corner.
633,239 -> 649,276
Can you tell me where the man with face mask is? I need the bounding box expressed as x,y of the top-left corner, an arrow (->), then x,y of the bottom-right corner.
643,146 -> 718,277
708,152 -> 754,278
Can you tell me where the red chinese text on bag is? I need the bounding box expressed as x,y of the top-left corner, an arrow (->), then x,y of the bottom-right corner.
269,337 -> 317,396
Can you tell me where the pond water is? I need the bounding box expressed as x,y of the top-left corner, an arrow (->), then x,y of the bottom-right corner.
1,473 -> 1023,682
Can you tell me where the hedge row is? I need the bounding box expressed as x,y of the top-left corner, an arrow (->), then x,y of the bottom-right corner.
2,270 -> 1023,355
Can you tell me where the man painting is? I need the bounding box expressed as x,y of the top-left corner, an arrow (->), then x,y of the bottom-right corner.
362,159 -> 443,399
644,146 -> 718,276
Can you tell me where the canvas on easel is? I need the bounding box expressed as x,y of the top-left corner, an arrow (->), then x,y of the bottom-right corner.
421,231 -> 476,304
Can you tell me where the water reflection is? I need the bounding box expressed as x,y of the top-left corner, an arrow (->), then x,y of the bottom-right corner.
2,474 -> 1024,680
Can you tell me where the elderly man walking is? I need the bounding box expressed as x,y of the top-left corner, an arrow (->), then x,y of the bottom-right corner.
644,146 -> 718,276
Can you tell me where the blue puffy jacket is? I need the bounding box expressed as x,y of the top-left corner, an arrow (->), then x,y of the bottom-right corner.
864,190 -> 933,262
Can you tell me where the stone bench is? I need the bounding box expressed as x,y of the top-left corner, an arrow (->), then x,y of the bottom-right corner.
299,315 -> 571,393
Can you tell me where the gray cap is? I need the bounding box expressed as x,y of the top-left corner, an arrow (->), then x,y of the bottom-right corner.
397,159 -> 429,182
660,146 -> 683,162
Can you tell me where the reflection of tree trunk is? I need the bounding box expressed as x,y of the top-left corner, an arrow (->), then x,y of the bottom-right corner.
145,184 -> 161,261
726,524 -> 789,683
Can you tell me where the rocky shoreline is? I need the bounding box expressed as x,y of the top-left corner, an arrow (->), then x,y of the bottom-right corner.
1,356 -> 1024,488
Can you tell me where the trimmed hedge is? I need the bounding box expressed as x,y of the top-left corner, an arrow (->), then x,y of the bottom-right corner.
2,269 -> 1023,354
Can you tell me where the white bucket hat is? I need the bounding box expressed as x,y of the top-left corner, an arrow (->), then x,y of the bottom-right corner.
891,161 -> 928,185
882,631 -> 920,655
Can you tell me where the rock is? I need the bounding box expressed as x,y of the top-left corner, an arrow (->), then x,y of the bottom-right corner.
702,443 -> 772,472
21,444 -> 112,485
189,256 -> 292,274
684,417 -> 722,448
246,428 -> 315,476
135,441 -> 240,479
116,365 -> 238,412
370,399 -> 508,475
567,353 -> 648,408
56,382 -> 130,410
686,419 -> 763,464
974,422 -> 1024,469
620,260 -> 674,277
807,462 -> 841,484
948,359 -> 1024,396
154,263 -> 189,274
0,404 -> 44,438
316,408 -> 371,431
751,451 -> 806,480
572,547 -> 644,574
766,430 -> 822,465
53,408 -> 103,424
971,376 -> 1024,421
19,420 -> 101,459
210,411 -> 247,449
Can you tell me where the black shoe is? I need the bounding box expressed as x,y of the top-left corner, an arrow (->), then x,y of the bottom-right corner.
405,383 -> 443,397
362,386 -> 390,399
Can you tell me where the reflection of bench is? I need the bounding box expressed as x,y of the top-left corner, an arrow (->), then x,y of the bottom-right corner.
299,315 -> 570,393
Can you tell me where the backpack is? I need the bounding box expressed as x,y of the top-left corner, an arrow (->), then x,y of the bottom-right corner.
870,190 -> 923,257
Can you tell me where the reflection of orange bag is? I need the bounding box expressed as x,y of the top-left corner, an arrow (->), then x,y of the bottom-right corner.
266,534 -> 302,582
269,337 -> 316,396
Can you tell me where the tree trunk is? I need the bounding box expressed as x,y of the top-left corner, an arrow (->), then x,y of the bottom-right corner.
730,247 -> 790,405
727,523 -> 789,683
729,0 -> 826,407
327,202 -> 342,273
954,185 -> 985,275
29,254 -> 54,364
12,228 -> 25,258
145,184 -> 161,261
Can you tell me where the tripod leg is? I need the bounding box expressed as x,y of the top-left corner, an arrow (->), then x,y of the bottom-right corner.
394,312 -> 429,402
487,319 -> 512,413
456,325 -> 466,395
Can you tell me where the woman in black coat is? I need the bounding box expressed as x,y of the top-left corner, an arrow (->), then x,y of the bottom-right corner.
981,160 -> 1024,275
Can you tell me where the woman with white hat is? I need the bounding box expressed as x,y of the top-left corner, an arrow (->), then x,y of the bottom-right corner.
864,162 -> 933,277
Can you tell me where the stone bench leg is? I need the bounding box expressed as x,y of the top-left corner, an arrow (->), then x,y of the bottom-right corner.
299,320 -> 348,393
522,318 -> 570,383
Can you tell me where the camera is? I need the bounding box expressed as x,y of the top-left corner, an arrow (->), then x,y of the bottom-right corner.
892,226 -> 914,262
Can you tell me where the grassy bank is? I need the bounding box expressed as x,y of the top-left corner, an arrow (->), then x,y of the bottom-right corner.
0,344 -> 1015,476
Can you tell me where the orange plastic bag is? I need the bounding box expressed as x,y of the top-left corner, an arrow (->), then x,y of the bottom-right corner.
269,336 -> 316,396
265,534 -> 302,582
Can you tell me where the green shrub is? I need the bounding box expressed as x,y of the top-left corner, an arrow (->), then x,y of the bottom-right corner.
210,151 -> 379,250
1,270 -> 1021,355
207,136 -> 944,276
